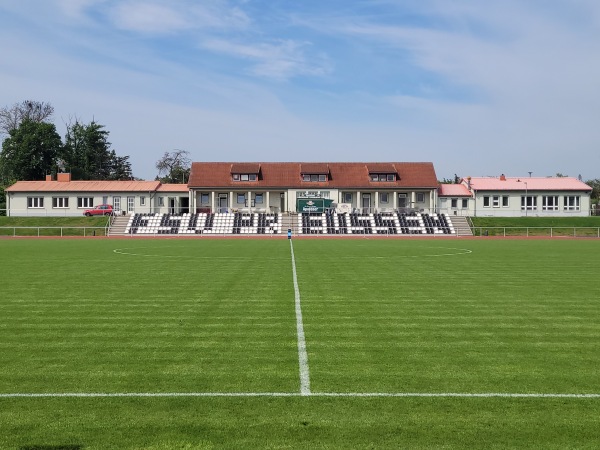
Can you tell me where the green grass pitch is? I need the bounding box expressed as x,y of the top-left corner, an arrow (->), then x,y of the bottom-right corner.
1,237 -> 599,449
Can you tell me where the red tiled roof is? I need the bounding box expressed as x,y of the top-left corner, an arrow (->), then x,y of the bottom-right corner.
157,183 -> 189,192
366,163 -> 396,173
466,177 -> 592,191
189,162 -> 438,189
438,184 -> 472,197
300,163 -> 329,174
6,180 -> 161,192
230,163 -> 261,174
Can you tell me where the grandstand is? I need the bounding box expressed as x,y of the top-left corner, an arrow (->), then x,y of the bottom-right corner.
298,211 -> 454,235
126,212 -> 282,235
121,211 -> 455,235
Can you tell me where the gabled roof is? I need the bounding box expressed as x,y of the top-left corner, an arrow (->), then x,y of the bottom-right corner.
5,180 -> 161,193
438,184 -> 472,197
464,177 -> 592,192
188,162 -> 438,189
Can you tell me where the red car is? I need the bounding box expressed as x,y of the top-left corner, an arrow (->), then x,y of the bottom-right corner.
84,204 -> 114,216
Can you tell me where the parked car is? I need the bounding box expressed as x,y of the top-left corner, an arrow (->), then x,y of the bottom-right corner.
84,204 -> 114,216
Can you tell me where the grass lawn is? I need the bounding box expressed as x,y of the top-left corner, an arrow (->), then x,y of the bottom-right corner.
1,238 -> 599,449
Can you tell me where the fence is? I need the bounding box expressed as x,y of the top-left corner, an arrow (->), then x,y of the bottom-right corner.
473,227 -> 600,238
0,227 -> 109,237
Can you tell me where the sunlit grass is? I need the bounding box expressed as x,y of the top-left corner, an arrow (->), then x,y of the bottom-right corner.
1,238 -> 599,449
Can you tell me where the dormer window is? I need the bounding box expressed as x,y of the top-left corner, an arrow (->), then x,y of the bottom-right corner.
367,164 -> 398,182
233,173 -> 257,181
231,163 -> 260,182
370,173 -> 396,182
300,163 -> 329,183
303,174 -> 327,182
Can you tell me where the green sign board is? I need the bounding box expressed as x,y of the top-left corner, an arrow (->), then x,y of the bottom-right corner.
297,198 -> 334,213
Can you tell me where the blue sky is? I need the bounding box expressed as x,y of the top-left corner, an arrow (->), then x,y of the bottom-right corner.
1,0 -> 599,181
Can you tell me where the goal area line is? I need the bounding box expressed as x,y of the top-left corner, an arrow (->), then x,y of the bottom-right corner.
2,392 -> 599,399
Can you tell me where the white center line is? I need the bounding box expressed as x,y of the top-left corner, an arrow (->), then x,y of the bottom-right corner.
290,239 -> 310,395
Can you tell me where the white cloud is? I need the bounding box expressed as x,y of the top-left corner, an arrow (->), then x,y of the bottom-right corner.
106,0 -> 250,34
201,38 -> 332,80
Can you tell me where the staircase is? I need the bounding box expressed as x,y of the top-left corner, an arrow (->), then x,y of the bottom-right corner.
108,214 -> 130,236
449,215 -> 473,236
280,213 -> 297,235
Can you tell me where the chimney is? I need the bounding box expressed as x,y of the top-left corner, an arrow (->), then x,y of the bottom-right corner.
46,175 -> 53,181
57,173 -> 72,182
500,174 -> 506,181
467,176 -> 471,190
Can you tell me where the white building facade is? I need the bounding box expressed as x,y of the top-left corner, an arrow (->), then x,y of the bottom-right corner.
462,175 -> 592,217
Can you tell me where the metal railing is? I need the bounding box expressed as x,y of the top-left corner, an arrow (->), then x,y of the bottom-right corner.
473,227 -> 600,238
0,227 -> 109,237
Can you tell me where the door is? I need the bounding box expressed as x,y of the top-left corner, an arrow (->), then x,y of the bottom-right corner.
180,196 -> 189,214
362,193 -> 371,214
280,193 -> 285,213
168,197 -> 176,214
127,196 -> 135,214
218,194 -> 228,212
113,196 -> 121,213
398,194 -> 407,209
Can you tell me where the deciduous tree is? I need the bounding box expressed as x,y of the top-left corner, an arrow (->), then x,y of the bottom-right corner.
0,119 -> 62,181
155,149 -> 191,184
0,100 -> 54,135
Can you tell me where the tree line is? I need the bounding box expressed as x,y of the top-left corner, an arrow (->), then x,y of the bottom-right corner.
0,100 -> 193,214
0,100 -> 132,183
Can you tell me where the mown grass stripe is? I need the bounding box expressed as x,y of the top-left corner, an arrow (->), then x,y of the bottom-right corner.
1,392 -> 599,398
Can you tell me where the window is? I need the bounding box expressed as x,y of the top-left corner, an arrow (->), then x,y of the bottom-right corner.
140,196 -> 146,206
502,196 -> 509,207
451,198 -> 458,208
255,193 -> 263,204
302,173 -> 326,182
483,196 -> 490,207
521,196 -> 537,210
343,192 -> 352,203
416,193 -> 425,203
564,196 -> 580,211
158,197 -> 164,207
462,198 -> 468,208
543,196 -> 559,211
52,197 -> 69,208
380,193 -> 389,203
492,196 -> 500,207
237,194 -> 245,204
370,173 -> 396,182
201,193 -> 209,204
233,173 -> 257,181
77,197 -> 94,208
27,197 -> 44,208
